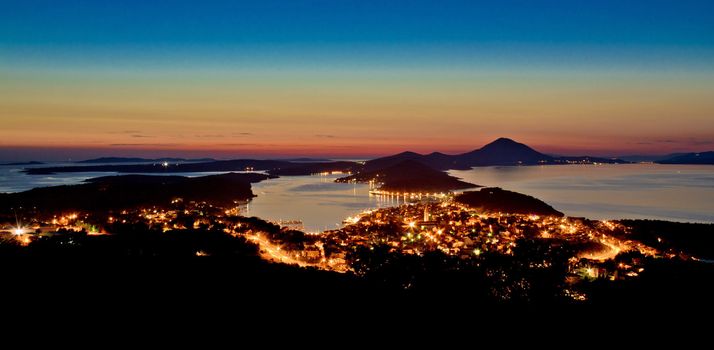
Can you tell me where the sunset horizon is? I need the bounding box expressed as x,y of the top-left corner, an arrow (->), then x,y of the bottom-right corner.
2,0 -> 713,315
1,135 -> 712,163
2,1 -> 713,161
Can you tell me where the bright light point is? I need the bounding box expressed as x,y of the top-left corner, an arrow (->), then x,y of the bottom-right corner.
13,228 -> 25,235
408,222 -> 416,228
162,162 -> 169,167
473,248 -> 481,256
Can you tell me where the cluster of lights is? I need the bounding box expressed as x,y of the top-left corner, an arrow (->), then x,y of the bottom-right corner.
369,190 -> 449,199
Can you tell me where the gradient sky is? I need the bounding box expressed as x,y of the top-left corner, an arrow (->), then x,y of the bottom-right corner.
1,0 -> 714,161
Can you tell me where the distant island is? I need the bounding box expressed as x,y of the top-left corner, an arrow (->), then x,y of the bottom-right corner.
0,161 -> 45,166
657,151 -> 714,165
455,187 -> 564,217
24,138 -> 629,177
278,157 -> 333,162
0,172 -> 271,212
619,152 -> 714,165
336,160 -> 478,193
25,159 -> 358,176
618,154 -> 684,163
361,138 -> 629,172
77,157 -> 216,164
21,138 -> 713,191
2,165 -> 714,308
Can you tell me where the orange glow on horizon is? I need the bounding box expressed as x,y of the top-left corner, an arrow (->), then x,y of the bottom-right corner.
2,68 -> 713,158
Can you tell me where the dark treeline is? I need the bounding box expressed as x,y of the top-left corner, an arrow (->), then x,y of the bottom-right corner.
454,187 -> 564,217
4,220 -> 712,310
0,173 -> 269,212
616,219 -> 714,259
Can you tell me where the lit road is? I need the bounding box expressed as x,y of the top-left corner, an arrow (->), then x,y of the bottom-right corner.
245,233 -> 313,268
579,236 -> 623,261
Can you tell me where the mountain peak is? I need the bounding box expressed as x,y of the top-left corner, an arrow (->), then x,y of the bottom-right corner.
482,137 -> 525,149
394,151 -> 421,157
363,151 -> 425,172
493,137 -> 518,143
459,137 -> 553,165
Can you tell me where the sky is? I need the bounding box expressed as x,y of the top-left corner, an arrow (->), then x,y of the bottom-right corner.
1,0 -> 713,161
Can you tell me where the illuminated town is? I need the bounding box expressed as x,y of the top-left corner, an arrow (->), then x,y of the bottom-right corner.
1,190 -> 687,302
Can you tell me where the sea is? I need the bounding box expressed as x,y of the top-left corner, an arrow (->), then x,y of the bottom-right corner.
1,163 -> 713,231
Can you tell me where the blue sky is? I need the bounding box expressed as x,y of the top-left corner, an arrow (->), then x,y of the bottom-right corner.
2,0 -> 713,67
1,0 -> 713,161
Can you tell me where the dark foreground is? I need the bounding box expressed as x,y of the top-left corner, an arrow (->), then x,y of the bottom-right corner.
3,223 -> 714,314
2,171 -> 714,317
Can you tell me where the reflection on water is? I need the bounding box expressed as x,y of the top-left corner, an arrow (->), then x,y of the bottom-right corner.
0,163 -> 102,193
3,163 -> 713,229
0,163 -> 243,193
450,164 -> 714,223
246,174 -> 399,232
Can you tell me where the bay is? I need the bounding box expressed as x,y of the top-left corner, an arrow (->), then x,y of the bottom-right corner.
450,164 -> 714,223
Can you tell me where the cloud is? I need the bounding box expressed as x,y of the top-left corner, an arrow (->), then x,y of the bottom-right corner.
232,132 -> 254,136
106,130 -> 142,135
631,138 -> 712,146
110,143 -> 181,147
130,134 -> 153,138
220,143 -> 260,146
195,134 -> 226,138
315,134 -> 336,138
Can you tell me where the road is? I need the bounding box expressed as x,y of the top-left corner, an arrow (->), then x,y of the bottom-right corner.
245,233 -> 313,268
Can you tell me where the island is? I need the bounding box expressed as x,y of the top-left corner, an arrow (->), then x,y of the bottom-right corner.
454,187 -> 564,217
0,172 -> 271,213
1,172 -> 713,309
336,160 -> 478,193
657,151 -> 714,165
24,159 -> 359,175
361,138 -> 629,171
0,161 -> 45,166
76,157 -> 216,164
23,138 -> 632,177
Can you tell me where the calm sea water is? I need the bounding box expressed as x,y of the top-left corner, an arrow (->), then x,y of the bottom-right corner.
2,163 -> 713,230
450,164 -> 714,223
245,174 -> 401,232
0,163 -> 231,192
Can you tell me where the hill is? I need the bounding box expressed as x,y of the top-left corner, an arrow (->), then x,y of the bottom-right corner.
657,152 -> 714,165
267,161 -> 359,175
77,157 -> 215,164
615,219 -> 714,260
454,187 -> 564,216
458,137 -> 554,166
25,138 -> 631,176
26,159 -> 359,175
337,160 -> 477,192
618,154 -> 684,163
0,161 -> 44,166
0,172 -> 272,212
363,137 -> 626,172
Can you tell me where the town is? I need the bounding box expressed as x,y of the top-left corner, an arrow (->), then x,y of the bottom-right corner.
1,191 -> 681,302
